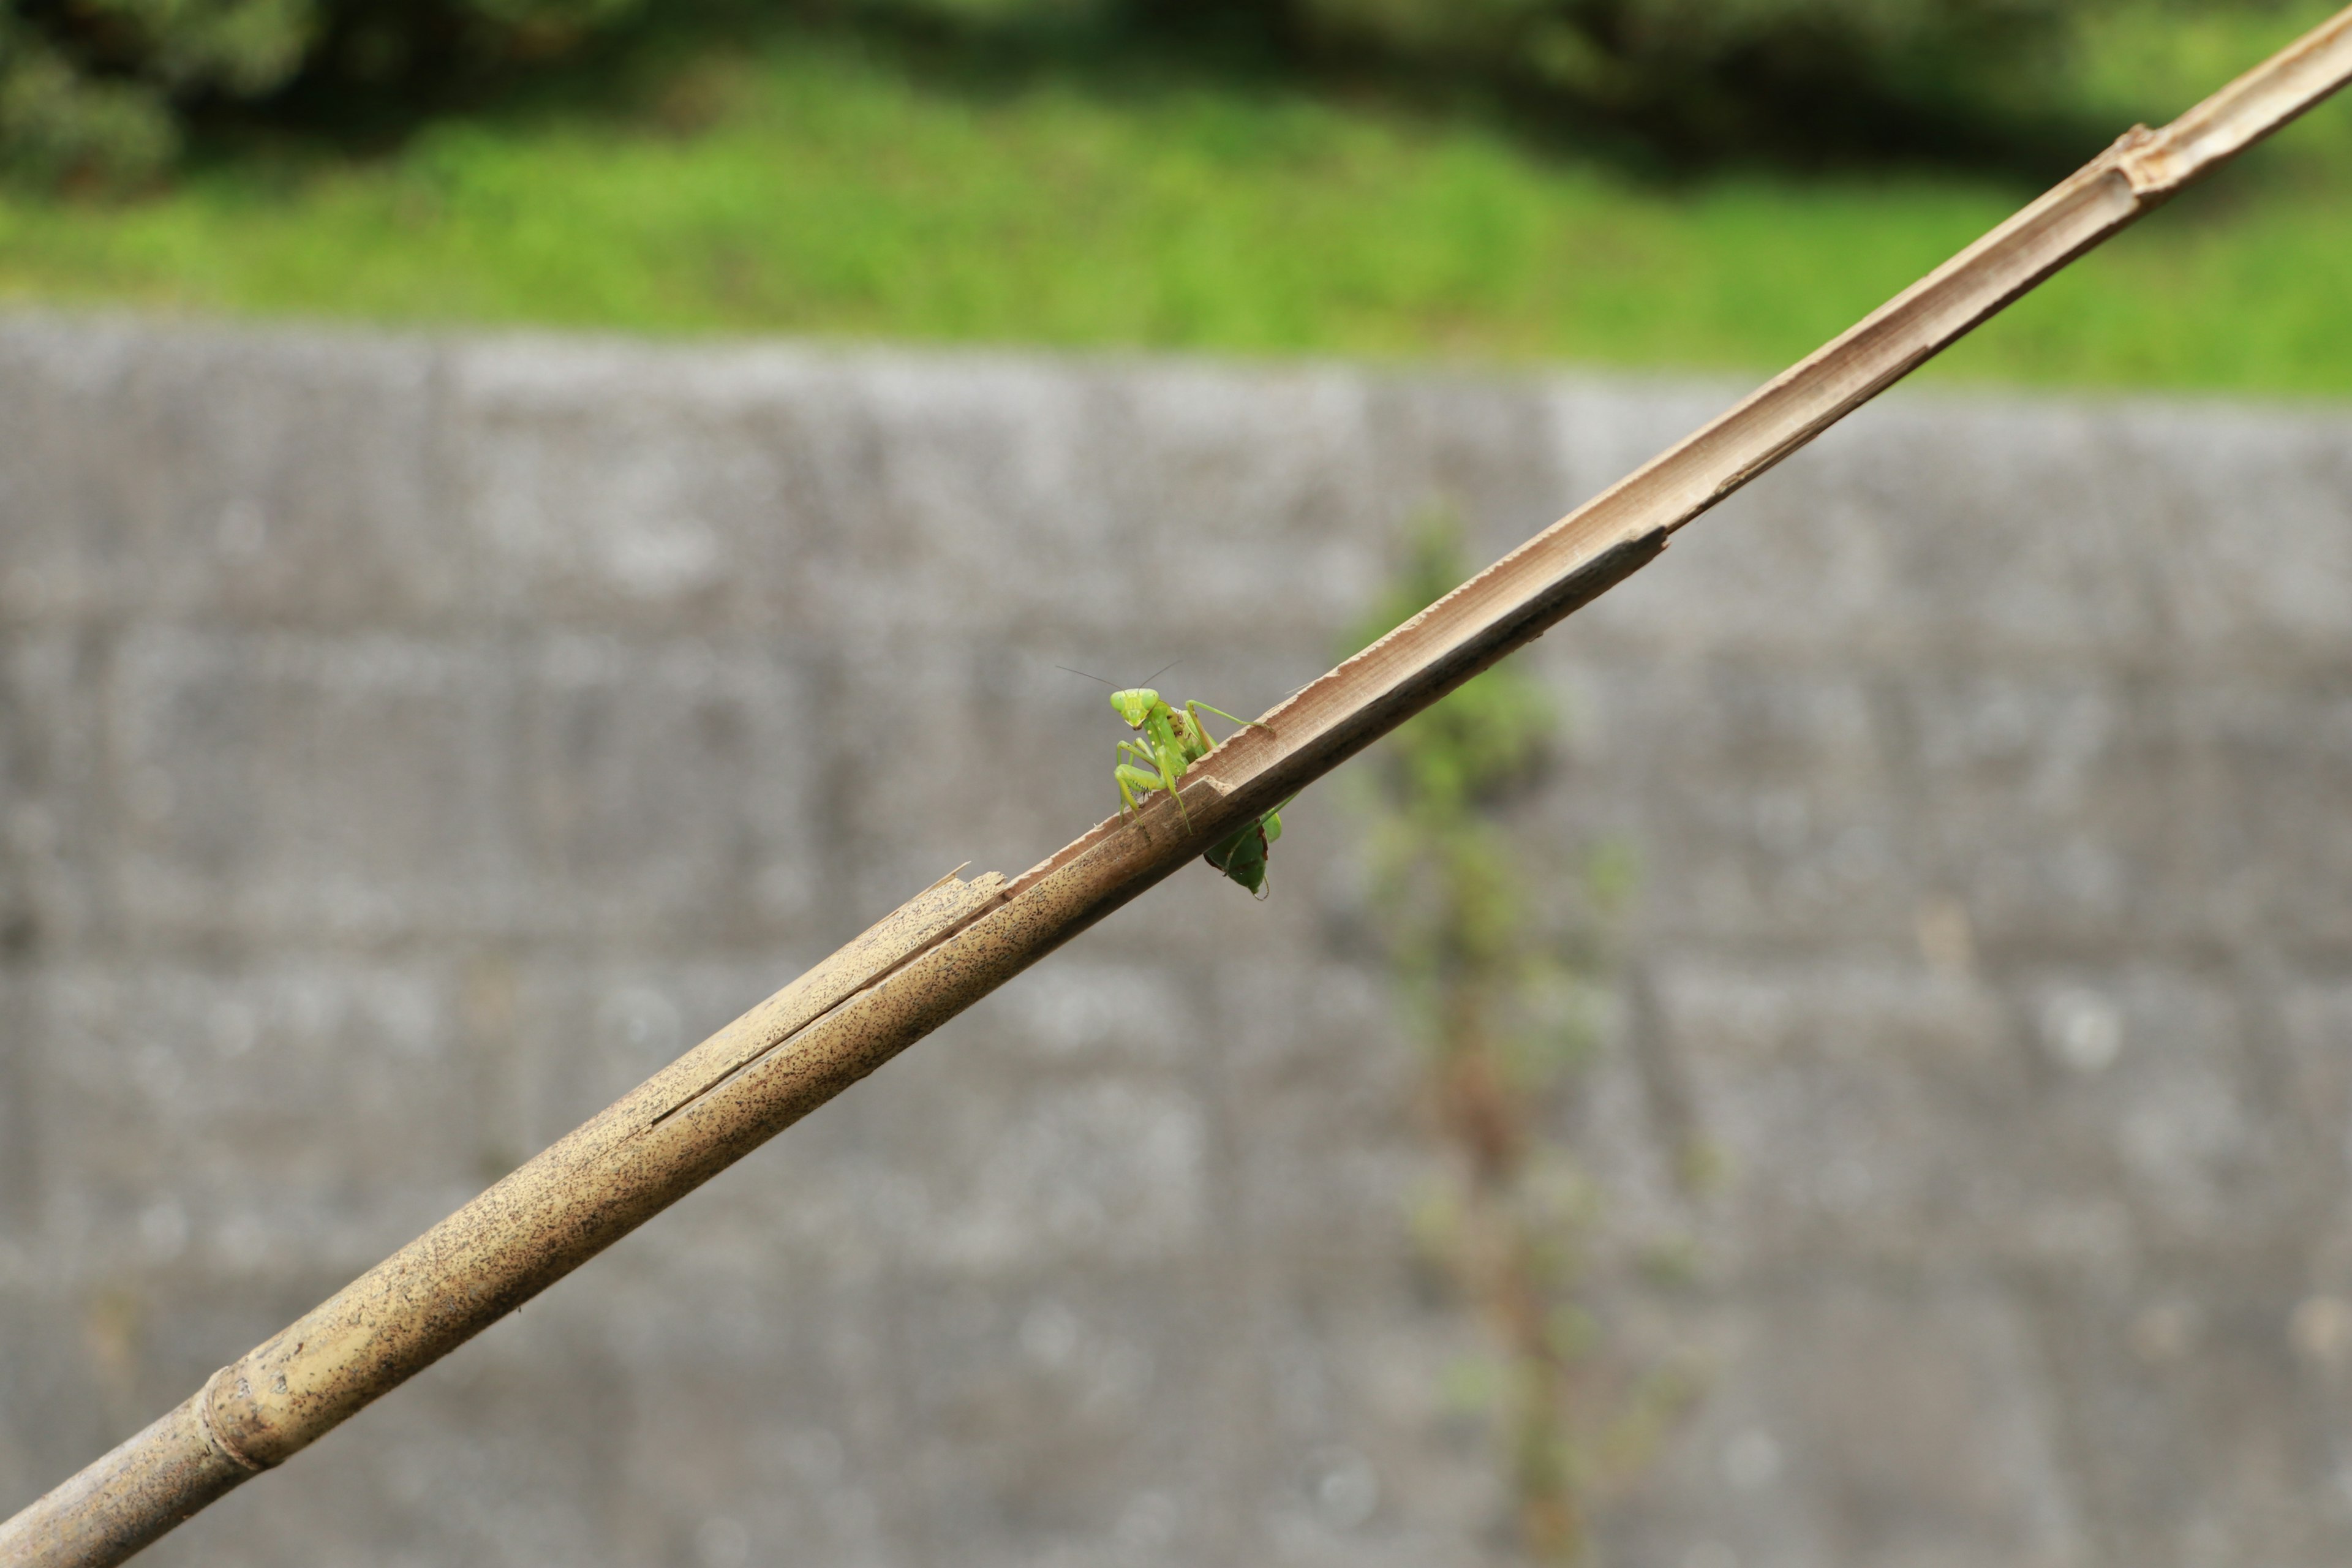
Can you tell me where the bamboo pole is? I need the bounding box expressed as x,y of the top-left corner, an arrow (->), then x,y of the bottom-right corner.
7,11 -> 2350,1565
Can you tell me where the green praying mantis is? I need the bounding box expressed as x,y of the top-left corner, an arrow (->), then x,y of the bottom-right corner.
1062,665 -> 1296,899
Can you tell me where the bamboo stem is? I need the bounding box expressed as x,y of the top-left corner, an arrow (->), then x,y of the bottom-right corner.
7,10 -> 2350,1564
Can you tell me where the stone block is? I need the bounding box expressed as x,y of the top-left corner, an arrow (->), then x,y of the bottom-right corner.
984,358 -> 1384,644
1883,669 -> 2192,954
2000,966 -> 2294,1254
104,628 -> 526,943
1551,659 -> 1924,949
500,953 -> 809,1159
146,1313 -> 631,1568
0,318 -> 462,628
2276,979 -> 2352,1216
32,959 -> 480,1281
2179,676 -> 2352,951
1608,1283 -> 2085,1568
0,1294 -> 122,1524
1362,372 -> 1577,550
1653,957 -> 2023,1270
0,971 -> 31,1241
2136,405 -> 2352,665
1,634 -> 110,951
510,635 -> 825,942
444,337 -> 832,633
2028,1269 -> 2352,1568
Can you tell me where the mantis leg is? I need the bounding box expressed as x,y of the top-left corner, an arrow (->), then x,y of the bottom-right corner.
1262,793 -> 1297,845
1148,738 -> 1194,828
1116,742 -> 1167,818
1185,701 -> 1273,744
1116,762 -> 1164,818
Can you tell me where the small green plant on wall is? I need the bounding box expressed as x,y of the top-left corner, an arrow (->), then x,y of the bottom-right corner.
1351,508 -> 1698,1564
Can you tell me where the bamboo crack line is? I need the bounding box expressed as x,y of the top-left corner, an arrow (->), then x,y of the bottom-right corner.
4,9 -> 2348,1565
643,864 -> 1005,1129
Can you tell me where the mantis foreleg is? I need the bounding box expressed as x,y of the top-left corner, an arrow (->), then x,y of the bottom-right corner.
1184,701 -> 1273,750
1157,752 -> 1194,827
1115,760 -> 1164,819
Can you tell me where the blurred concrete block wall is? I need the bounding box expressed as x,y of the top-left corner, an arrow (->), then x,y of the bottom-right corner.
2,315 -> 2350,1567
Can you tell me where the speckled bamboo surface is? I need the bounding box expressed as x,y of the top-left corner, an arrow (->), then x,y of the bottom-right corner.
4,10 -> 2348,1563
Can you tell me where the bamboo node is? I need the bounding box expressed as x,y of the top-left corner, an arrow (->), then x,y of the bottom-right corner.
197,1369 -> 272,1474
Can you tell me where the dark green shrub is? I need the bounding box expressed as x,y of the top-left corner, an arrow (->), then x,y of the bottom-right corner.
0,0 -> 2267,186
1288,0 -> 2087,162
0,0 -> 644,184
831,0 -> 2109,166
1,0 -> 312,182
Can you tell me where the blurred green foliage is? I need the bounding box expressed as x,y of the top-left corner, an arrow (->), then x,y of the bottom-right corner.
0,0 -> 643,184
0,3 -> 2340,391
1,20 -> 2343,393
1351,511 -> 1589,1561
1352,511 -> 1699,1561
4,0 -> 2334,184
860,0 -> 2098,167
1354,519 -> 1560,998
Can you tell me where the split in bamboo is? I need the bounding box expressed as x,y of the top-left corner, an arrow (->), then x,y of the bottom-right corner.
5,9 -> 2350,1565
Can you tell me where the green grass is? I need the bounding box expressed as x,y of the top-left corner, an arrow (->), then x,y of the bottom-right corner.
1,15 -> 2347,394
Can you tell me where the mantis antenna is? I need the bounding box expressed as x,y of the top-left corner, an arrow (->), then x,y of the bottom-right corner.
1055,657 -> 1182,690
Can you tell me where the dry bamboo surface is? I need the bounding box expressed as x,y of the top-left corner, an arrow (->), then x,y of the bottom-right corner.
7,10 -> 2351,1566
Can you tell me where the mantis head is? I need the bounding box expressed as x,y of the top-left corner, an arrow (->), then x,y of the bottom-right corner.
1109,689 -> 1161,728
